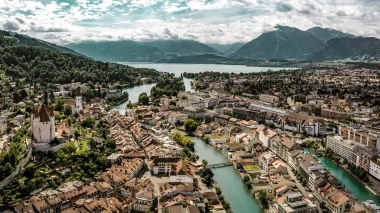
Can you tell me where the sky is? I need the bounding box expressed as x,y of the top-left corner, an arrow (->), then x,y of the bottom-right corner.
0,0 -> 379,45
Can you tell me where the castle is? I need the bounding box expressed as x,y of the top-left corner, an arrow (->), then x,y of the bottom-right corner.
32,104 -> 55,144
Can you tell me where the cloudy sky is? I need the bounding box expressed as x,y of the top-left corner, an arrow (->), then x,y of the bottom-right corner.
0,0 -> 379,44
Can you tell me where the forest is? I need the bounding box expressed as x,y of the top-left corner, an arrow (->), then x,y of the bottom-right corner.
0,36 -> 163,85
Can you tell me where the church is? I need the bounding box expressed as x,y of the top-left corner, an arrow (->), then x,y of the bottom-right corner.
32,104 -> 56,144
72,88 -> 83,114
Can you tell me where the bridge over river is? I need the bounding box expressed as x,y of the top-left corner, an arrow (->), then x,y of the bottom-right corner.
206,162 -> 233,168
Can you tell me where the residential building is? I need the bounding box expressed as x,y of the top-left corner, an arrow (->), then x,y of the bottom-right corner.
338,124 -> 380,150
183,107 -> 206,119
297,154 -> 325,189
222,143 -> 245,156
326,191 -> 355,213
168,112 -> 188,124
258,125 -> 277,148
259,94 -> 279,104
271,135 -> 300,161
223,124 -> 240,138
106,89 -> 122,99
134,181 -> 155,212
277,192 -> 318,213
352,145 -> 377,172
326,136 -> 357,165
369,158 -> 380,181
249,103 -> 287,116
106,153 -> 122,165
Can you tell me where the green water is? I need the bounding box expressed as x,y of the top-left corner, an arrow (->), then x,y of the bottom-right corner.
304,148 -> 380,204
191,137 -> 264,213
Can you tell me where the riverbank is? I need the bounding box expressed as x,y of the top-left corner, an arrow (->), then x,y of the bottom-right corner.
191,136 -> 264,213
304,148 -> 380,204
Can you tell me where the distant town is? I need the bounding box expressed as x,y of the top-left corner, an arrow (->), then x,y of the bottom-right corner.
1,64 -> 380,213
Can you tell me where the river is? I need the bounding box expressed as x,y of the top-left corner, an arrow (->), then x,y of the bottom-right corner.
112,63 -> 296,212
191,137 -> 264,213
304,148 -> 380,205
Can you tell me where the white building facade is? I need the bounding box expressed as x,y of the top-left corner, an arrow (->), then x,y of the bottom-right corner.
370,159 -> 380,181
32,105 -> 56,144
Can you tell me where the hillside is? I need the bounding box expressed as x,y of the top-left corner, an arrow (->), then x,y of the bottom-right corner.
0,36 -> 162,84
306,27 -> 357,43
0,30 -> 83,56
207,43 -> 245,55
310,37 -> 380,62
67,40 -> 167,62
232,26 -> 325,60
140,40 -> 220,56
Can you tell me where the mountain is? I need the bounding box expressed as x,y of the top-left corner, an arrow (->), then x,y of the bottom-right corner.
207,43 -> 245,55
0,30 -> 83,56
232,25 -> 325,60
310,37 -> 380,62
140,40 -> 220,56
67,40 -> 220,62
67,40 -> 167,62
306,27 -> 357,43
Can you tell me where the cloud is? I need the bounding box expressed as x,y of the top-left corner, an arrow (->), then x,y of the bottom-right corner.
0,0 -> 378,44
276,2 -> 293,12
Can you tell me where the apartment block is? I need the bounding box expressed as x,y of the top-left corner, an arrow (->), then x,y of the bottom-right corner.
338,125 -> 380,150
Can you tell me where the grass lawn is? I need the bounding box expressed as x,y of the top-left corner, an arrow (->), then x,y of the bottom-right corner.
77,140 -> 88,152
244,164 -> 260,171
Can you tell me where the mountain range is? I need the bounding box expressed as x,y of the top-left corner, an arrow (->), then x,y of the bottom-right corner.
1,26 -> 379,63
65,26 -> 380,62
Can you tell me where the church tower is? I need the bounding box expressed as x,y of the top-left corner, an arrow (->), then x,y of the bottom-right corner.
32,104 -> 55,143
75,88 -> 83,113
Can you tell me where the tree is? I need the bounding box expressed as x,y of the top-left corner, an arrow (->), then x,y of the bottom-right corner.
202,159 -> 208,166
89,138 -> 97,150
64,142 -> 76,155
55,99 -> 65,111
138,92 -> 149,105
126,100 -> 133,108
184,119 -> 198,133
63,105 -> 72,116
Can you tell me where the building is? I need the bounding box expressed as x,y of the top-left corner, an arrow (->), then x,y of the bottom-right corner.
339,125 -> 380,150
106,89 -> 122,99
72,89 -> 83,114
259,94 -> 279,104
249,103 -> 287,116
134,181 -> 155,212
223,124 -> 240,138
352,145 -> 377,172
326,136 -> 357,165
168,112 -> 188,124
169,160 -> 195,184
277,192 -> 318,213
297,154 -> 325,189
258,126 -> 277,148
148,157 -> 181,175
326,191 -> 355,213
369,158 -> 380,181
0,115 -> 7,135
183,107 -> 206,120
32,105 -> 56,144
271,136 -> 299,161
107,153 -> 122,165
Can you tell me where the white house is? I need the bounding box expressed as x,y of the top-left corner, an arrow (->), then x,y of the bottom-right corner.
168,112 -> 188,124
370,158 -> 380,181
32,105 -> 56,144
149,157 -> 180,175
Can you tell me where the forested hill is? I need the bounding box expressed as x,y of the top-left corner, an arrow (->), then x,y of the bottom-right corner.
0,36 -> 164,85
0,30 -> 84,57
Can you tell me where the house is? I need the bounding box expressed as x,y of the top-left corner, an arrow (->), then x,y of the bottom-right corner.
326,191 -> 355,213
297,154 -> 326,189
169,160 -> 195,184
168,112 -> 188,124
271,136 -> 300,161
106,153 -> 122,165
134,180 -> 155,212
222,143 -> 245,156
106,89 -> 122,99
277,192 -> 318,213
223,124 -> 240,138
183,107 -> 206,119
258,125 -> 277,148
370,158 -> 380,181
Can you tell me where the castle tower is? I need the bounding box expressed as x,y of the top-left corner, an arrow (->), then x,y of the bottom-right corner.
32,104 -> 56,143
75,88 -> 83,113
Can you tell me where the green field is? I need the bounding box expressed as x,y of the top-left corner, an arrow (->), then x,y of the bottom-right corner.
243,165 -> 260,171
77,140 -> 88,152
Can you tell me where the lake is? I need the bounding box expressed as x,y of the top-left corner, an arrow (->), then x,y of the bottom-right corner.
119,62 -> 297,77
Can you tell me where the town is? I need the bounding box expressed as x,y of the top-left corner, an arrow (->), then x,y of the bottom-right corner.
1,65 -> 380,213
